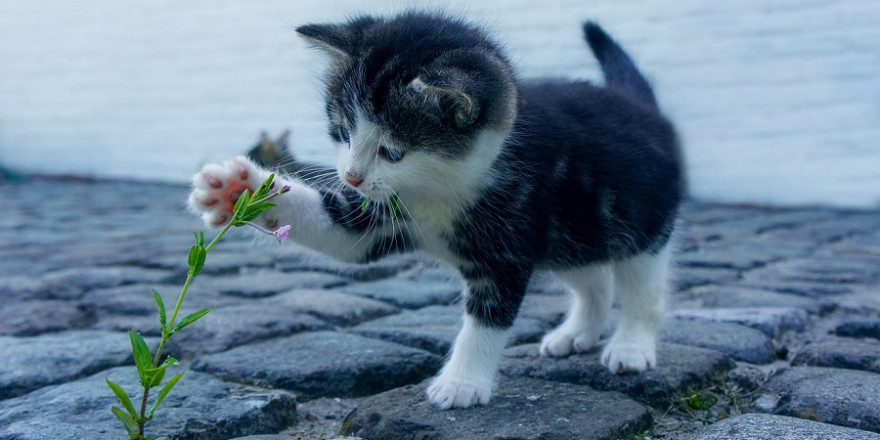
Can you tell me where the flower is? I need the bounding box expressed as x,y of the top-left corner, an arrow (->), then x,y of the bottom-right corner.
273,225 -> 292,243
279,185 -> 291,194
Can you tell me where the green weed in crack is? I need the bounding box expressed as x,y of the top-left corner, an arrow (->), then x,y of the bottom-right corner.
106,174 -> 289,440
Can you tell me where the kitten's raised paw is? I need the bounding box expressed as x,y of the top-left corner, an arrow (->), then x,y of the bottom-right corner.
189,156 -> 265,227
539,327 -> 598,357
600,337 -> 656,374
426,375 -> 492,410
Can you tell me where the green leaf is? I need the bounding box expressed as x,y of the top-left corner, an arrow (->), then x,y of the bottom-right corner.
129,331 -> 152,387
147,372 -> 184,420
153,289 -> 167,334
172,307 -> 213,333
187,244 -> 206,277
360,198 -> 371,211
237,202 -> 276,224
106,379 -> 138,419
111,406 -> 140,436
254,174 -> 275,200
232,188 -> 251,216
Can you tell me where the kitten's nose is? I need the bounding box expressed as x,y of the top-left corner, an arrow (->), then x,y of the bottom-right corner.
345,171 -> 364,187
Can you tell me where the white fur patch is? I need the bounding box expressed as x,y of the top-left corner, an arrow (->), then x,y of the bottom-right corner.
426,315 -> 508,409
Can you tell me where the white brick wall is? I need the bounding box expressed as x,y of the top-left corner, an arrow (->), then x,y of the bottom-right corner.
1,0 -> 878,207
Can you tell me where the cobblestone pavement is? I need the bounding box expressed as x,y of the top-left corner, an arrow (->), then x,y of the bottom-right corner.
1,177 -> 879,440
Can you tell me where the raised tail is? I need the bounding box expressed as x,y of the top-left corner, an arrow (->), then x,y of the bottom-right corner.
583,21 -> 658,109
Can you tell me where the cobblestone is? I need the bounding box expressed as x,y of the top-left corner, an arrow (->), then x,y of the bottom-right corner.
2,178 -> 880,439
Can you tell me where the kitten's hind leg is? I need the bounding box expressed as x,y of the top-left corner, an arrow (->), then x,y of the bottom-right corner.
540,264 -> 613,357
602,245 -> 670,373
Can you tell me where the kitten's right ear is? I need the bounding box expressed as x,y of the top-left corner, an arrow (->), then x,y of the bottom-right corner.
296,17 -> 378,60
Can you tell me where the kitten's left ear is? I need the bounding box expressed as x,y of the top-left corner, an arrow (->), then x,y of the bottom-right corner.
296,16 -> 378,60
409,76 -> 479,128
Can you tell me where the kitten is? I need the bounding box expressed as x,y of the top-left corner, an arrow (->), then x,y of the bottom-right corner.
189,12 -> 684,409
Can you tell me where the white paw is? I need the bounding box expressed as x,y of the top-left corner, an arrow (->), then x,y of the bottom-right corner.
601,336 -> 656,374
426,375 -> 492,410
539,326 -> 598,357
188,156 -> 267,227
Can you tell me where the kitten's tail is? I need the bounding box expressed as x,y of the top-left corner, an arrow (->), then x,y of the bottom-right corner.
583,21 -> 658,109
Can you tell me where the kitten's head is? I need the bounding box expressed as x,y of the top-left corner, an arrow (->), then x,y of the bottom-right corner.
297,12 -> 518,202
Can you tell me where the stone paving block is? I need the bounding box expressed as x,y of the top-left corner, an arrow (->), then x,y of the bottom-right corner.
500,342 -> 735,408
518,293 -> 569,324
658,318 -> 775,364
192,331 -> 442,399
0,300 -> 90,336
79,283 -> 234,317
0,275 -> 44,301
199,269 -> 349,298
37,266 -> 176,300
337,277 -> 462,308
671,307 -> 809,337
275,251 -> 422,281
677,247 -> 775,271
0,330 -> 148,400
674,286 -> 835,315
0,366 -> 297,440
673,266 -> 740,292
681,413 -> 880,440
792,337 -> 880,373
266,289 -> 399,327
165,304 -> 331,358
834,318 -> 880,339
349,305 -> 550,356
341,377 -> 652,440
744,257 -> 880,286
760,366 -> 880,433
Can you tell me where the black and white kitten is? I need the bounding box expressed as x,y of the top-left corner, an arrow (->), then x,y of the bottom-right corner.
189,12 -> 684,409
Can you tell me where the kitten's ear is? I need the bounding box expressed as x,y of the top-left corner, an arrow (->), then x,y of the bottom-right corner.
409,76 -> 479,128
296,17 -> 378,60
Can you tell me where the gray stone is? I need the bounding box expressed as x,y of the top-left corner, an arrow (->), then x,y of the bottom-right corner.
0,366 -> 296,440
792,337 -> 880,373
659,318 -> 776,364
501,343 -> 735,408
681,413 -> 880,440
0,300 -> 90,336
338,277 -> 461,308
192,331 -> 442,399
0,330 -> 148,399
671,307 -> 809,337
674,266 -> 740,292
79,283 -> 233,317
267,289 -> 399,326
677,247 -> 775,271
760,366 -> 880,433
834,318 -> 880,339
349,305 -> 549,356
165,304 -> 331,358
0,275 -> 44,301
675,286 -> 835,315
744,257 -> 880,286
199,269 -> 348,298
341,377 -> 651,440
38,266 -> 175,300
518,293 -> 569,325
276,251 -> 421,281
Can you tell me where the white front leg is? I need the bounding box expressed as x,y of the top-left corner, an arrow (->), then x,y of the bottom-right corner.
426,315 -> 508,409
188,156 -> 380,261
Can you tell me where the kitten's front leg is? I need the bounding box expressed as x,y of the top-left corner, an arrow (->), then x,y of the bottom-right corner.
188,156 -> 383,261
426,273 -> 528,409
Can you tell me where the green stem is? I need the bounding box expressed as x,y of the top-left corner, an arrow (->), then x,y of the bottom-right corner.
137,220 -> 235,438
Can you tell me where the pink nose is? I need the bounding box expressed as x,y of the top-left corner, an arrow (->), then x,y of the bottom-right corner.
345,171 -> 364,187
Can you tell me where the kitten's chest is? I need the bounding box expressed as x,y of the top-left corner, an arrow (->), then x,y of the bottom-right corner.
405,199 -> 465,265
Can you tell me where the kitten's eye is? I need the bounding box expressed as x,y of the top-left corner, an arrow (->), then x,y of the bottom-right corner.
339,127 -> 350,144
378,146 -> 404,163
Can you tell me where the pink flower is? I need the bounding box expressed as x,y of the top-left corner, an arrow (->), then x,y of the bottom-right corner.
273,225 -> 291,243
